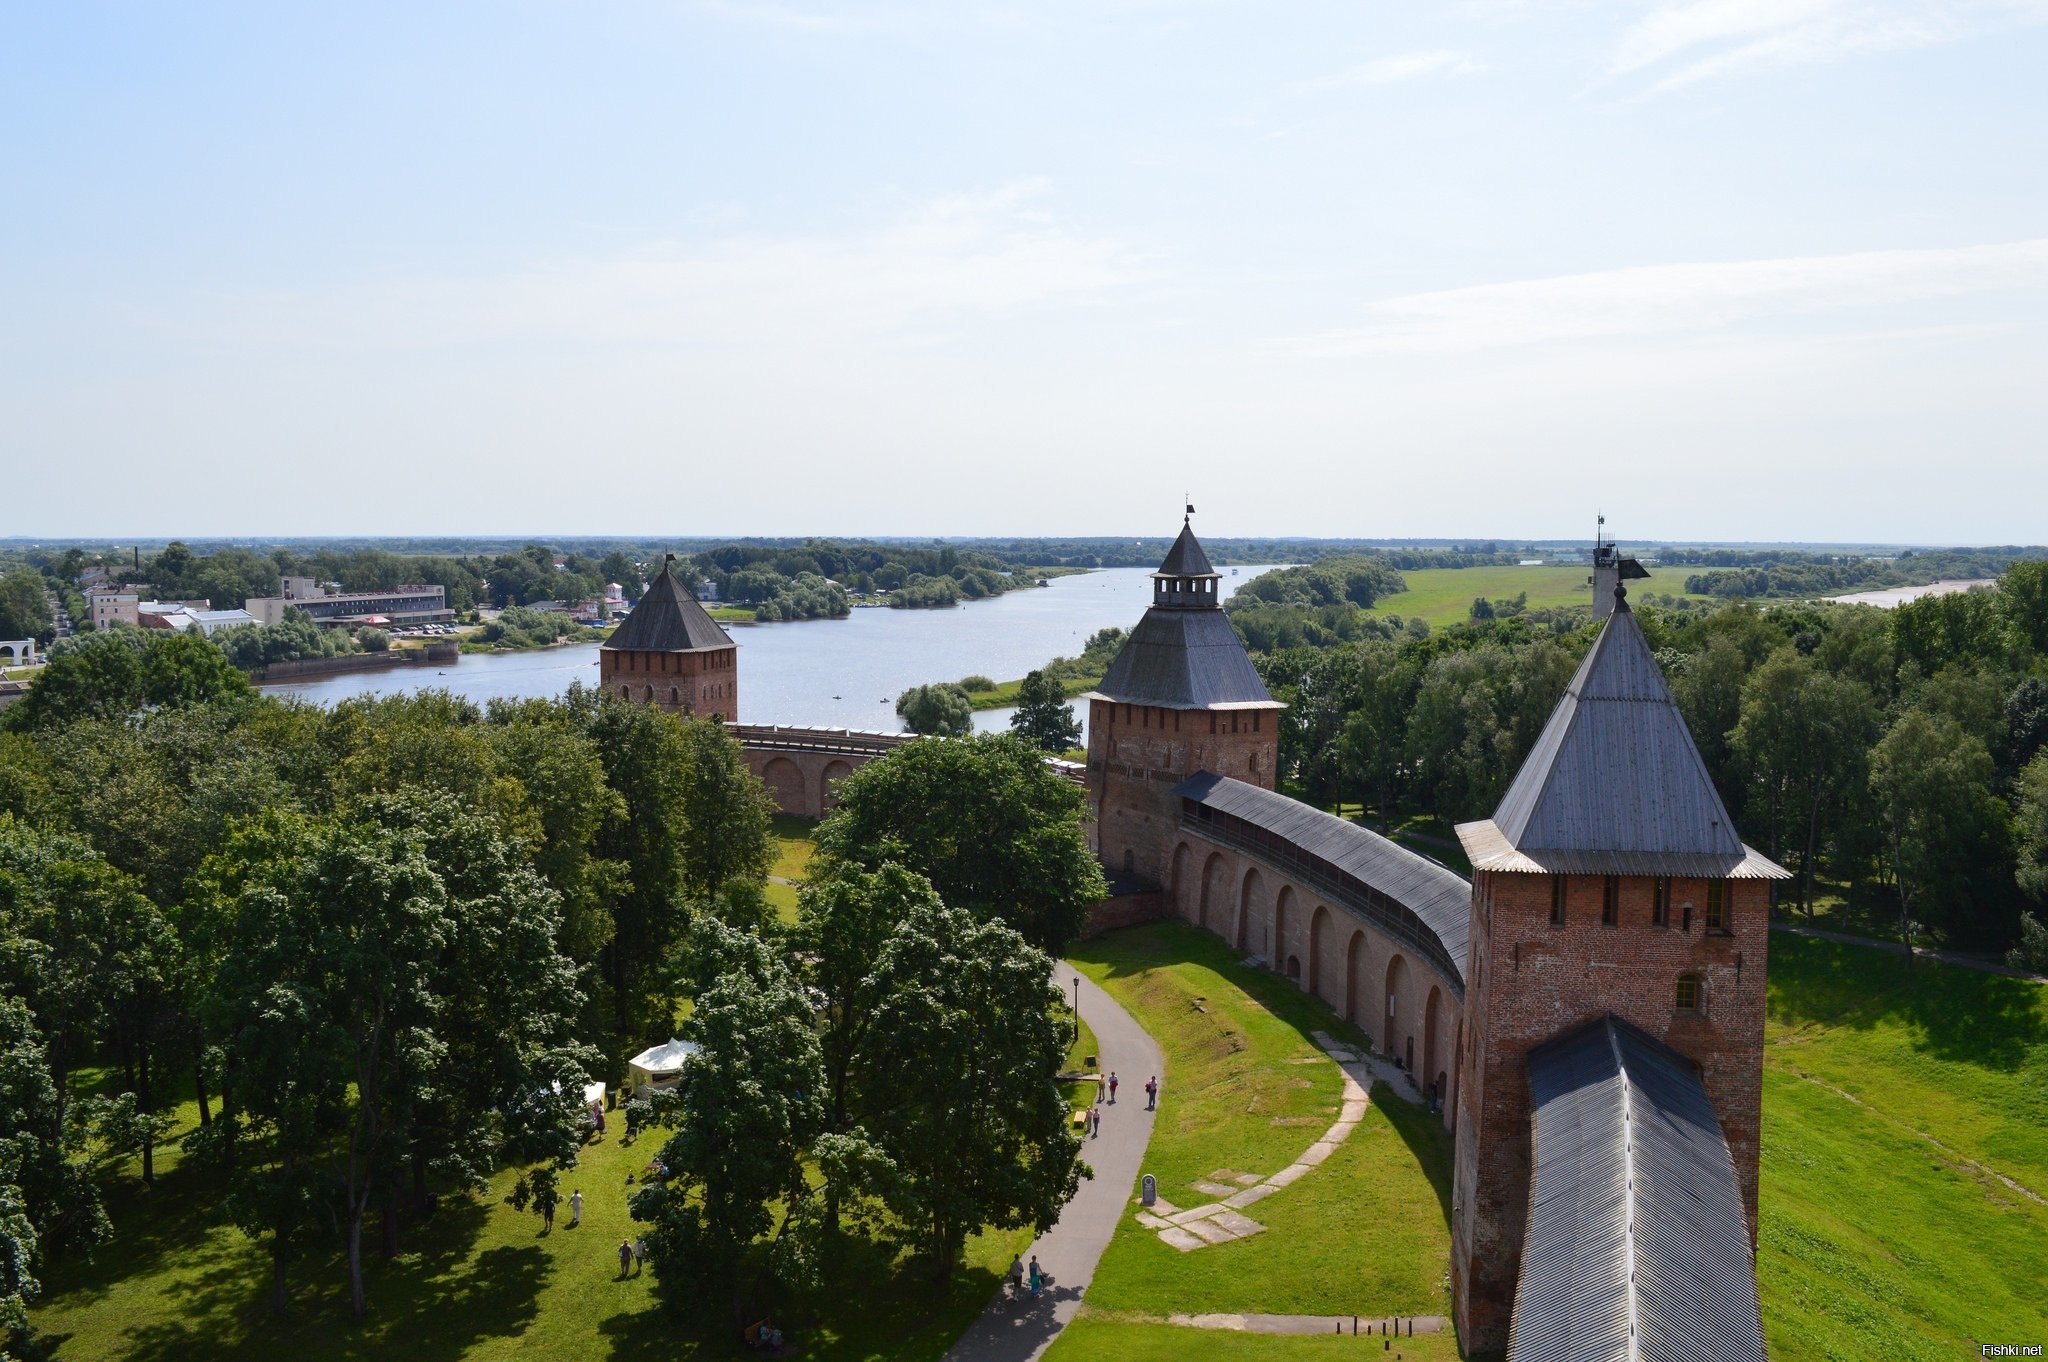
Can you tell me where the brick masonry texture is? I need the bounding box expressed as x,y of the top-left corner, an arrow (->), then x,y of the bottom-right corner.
1450,869 -> 1768,1354
599,644 -> 740,722
1088,697 -> 1278,887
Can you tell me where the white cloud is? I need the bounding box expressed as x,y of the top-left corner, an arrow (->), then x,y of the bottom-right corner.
1612,0 -> 2048,89
1289,49 -> 1489,95
196,180 -> 1150,355
1288,238 -> 2048,356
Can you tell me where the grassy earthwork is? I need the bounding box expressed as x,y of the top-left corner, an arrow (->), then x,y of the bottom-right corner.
1050,921 -> 1455,1361
1756,934 -> 2048,1361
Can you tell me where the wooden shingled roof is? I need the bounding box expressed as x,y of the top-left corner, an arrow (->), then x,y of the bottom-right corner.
1457,595 -> 1787,879
602,561 -> 735,654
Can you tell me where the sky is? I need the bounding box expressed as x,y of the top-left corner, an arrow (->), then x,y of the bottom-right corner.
4,1 -> 2046,543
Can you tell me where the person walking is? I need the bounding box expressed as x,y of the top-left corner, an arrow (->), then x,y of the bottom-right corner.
1146,1076 -> 1158,1110
633,1236 -> 647,1274
1108,1072 -> 1119,1104
618,1239 -> 634,1278
542,1197 -> 555,1233
1089,1107 -> 1099,1139
1028,1255 -> 1044,1298
1009,1254 -> 1025,1297
568,1188 -> 584,1228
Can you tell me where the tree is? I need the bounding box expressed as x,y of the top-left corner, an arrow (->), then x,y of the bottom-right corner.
669,719 -> 778,902
1869,711 -> 2015,954
851,900 -> 1083,1280
2008,911 -> 2048,973
794,862 -> 944,1143
0,998 -> 107,1269
1327,643 -> 1420,823
2001,559 -> 2048,657
0,819 -> 170,1141
0,570 -> 53,645
201,796 -> 593,1313
5,629 -> 253,733
1731,650 -> 1880,911
816,734 -> 1107,956
2014,751 -> 2048,903
630,924 -> 825,1317
1008,670 -> 1081,753
895,683 -> 973,738
567,688 -> 699,1052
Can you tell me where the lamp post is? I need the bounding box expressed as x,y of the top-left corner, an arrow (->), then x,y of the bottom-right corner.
1072,975 -> 1081,1046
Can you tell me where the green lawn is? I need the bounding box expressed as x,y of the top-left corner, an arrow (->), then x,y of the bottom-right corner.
31,1083 -> 1029,1362
1756,935 -> 2048,1362
1052,922 -> 1453,1360
1052,1318 -> 1462,1360
1367,565 -> 1710,628
765,815 -> 818,924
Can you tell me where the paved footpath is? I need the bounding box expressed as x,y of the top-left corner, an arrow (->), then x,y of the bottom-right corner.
942,965 -> 1164,1362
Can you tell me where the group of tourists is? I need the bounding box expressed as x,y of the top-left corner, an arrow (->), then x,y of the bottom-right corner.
1008,1253 -> 1048,1299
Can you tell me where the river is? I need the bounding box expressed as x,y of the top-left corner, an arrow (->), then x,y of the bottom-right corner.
1827,579 -> 1997,608
264,566 -> 1286,740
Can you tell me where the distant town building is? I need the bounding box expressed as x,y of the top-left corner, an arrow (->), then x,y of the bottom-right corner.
245,583 -> 451,628
87,589 -> 140,630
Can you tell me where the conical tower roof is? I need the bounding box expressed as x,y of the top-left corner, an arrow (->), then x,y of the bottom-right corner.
603,560 -> 734,654
1154,520 -> 1216,579
1087,520 -> 1279,711
1457,591 -> 1786,878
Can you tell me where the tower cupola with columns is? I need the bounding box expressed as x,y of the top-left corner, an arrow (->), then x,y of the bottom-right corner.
1447,581 -> 1788,1355
599,555 -> 741,720
1084,512 -> 1285,884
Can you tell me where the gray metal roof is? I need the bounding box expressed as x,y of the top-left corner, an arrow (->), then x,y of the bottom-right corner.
602,565 -> 734,654
1456,820 -> 1788,880
1154,521 -> 1217,578
1175,772 -> 1469,987
1091,607 -> 1279,710
1483,601 -> 1774,870
1512,1015 -> 1766,1362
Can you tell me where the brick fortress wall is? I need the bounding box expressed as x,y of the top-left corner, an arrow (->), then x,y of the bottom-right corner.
1087,697 -> 1278,885
599,644 -> 739,720
1450,869 -> 1769,1354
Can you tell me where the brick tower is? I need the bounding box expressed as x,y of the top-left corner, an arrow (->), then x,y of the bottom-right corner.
1448,583 -> 1787,1355
598,555 -> 740,720
1084,514 -> 1284,884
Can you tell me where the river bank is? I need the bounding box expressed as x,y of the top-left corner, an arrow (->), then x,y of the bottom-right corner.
262,566 -> 1286,733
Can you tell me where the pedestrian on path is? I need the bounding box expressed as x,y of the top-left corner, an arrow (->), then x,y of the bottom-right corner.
1108,1072 -> 1119,1104
1089,1107 -> 1100,1139
633,1236 -> 646,1274
618,1240 -> 634,1278
1145,1076 -> 1158,1110
1028,1255 -> 1044,1298
568,1189 -> 584,1227
1009,1254 -> 1025,1296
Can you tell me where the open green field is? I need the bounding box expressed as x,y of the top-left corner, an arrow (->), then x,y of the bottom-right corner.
1051,922 -> 1453,1361
1367,565 -> 1711,628
1756,934 -> 2048,1361
28,1080 -> 1029,1362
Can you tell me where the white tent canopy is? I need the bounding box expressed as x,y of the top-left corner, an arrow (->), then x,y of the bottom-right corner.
626,1038 -> 700,1093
